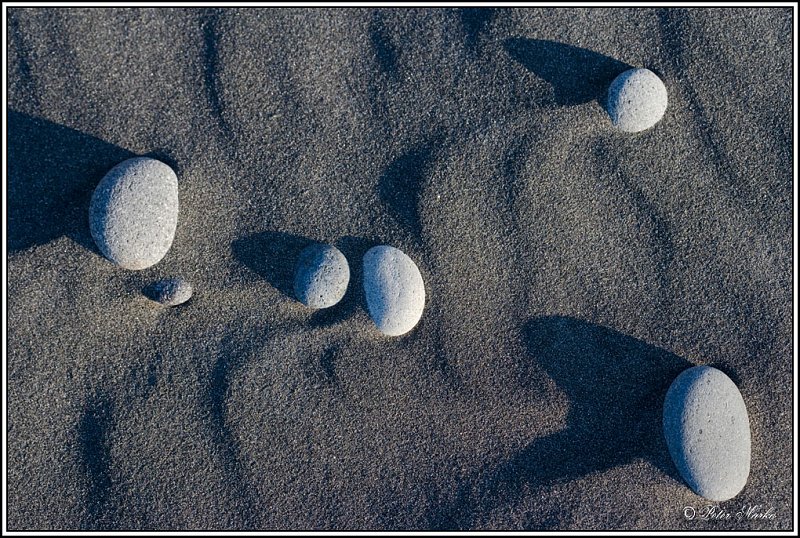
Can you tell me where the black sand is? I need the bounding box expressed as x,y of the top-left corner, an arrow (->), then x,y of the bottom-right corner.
6,7 -> 794,530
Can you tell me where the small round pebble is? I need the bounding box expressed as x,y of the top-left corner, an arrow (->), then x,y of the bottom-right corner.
89,157 -> 179,270
294,244 -> 350,309
606,68 -> 668,132
663,365 -> 751,501
145,277 -> 193,306
363,245 -> 426,336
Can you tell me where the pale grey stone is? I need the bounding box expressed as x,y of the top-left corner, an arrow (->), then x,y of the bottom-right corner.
362,245 -> 425,336
146,277 -> 193,306
606,68 -> 668,132
663,365 -> 751,501
294,244 -> 349,309
89,157 -> 179,270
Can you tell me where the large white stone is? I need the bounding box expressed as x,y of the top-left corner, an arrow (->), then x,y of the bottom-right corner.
89,157 -> 179,270
606,68 -> 668,133
362,245 -> 425,336
663,365 -> 751,501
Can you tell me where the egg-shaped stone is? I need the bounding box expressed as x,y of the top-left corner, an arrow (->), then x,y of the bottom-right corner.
294,243 -> 350,308
606,68 -> 668,132
663,365 -> 751,501
89,157 -> 179,270
145,277 -> 193,306
363,245 -> 425,336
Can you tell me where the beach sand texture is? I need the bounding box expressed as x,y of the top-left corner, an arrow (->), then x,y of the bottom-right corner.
6,7 -> 793,530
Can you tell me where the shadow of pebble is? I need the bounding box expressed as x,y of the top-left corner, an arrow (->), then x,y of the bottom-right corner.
8,110 -> 135,254
504,38 -> 632,108
232,232 -> 387,328
232,231 -> 315,299
436,316 -> 693,530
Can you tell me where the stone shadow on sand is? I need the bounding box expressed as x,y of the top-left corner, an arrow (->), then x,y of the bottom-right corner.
232,231 -> 315,299
232,233 -> 380,328
435,316 -> 693,530
7,110 -> 136,253
504,38 -> 632,108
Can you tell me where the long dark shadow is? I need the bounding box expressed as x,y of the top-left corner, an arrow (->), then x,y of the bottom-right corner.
504,38 -> 631,108
7,110 -> 136,253
434,316 -> 692,530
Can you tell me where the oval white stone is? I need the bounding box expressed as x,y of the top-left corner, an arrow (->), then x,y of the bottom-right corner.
663,365 -> 751,501
606,68 -> 668,133
89,157 -> 179,270
362,245 -> 425,336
